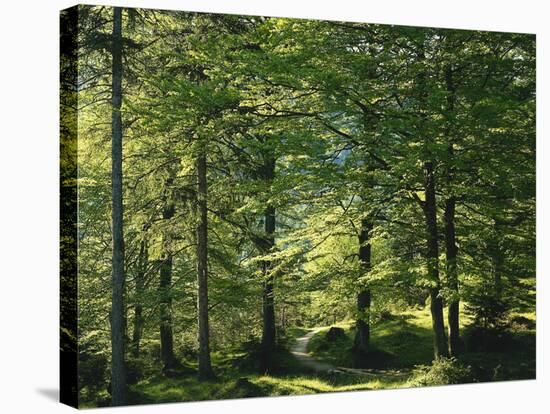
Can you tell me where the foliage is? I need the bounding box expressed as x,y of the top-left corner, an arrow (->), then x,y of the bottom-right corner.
67,5 -> 536,407
408,357 -> 474,387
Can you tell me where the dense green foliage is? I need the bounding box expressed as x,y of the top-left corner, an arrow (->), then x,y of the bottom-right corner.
65,5 -> 535,407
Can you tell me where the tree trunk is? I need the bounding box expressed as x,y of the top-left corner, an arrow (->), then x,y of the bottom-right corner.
196,151 -> 214,379
110,6 -> 126,406
492,220 -> 505,298
443,65 -> 460,357
260,204 -> 276,372
354,218 -> 373,354
423,161 -> 449,359
260,157 -> 276,373
159,201 -> 176,371
444,196 -> 460,356
131,234 -> 146,358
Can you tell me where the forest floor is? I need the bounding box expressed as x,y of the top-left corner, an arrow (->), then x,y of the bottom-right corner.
307,307 -> 535,375
81,307 -> 535,408
290,328 -> 334,372
292,327 -> 412,380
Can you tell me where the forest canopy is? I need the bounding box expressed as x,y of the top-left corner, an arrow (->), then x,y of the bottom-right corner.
60,5 -> 535,408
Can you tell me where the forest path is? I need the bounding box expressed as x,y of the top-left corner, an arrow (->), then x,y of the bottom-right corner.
290,328 -> 412,380
290,329 -> 335,372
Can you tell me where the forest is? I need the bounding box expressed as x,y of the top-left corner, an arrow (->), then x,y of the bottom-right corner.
60,5 -> 536,408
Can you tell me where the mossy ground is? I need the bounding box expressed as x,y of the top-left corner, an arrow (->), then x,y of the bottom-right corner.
79,307 -> 535,408
308,307 -> 535,380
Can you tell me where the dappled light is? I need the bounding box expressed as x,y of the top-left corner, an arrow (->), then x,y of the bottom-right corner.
60,4 -> 535,408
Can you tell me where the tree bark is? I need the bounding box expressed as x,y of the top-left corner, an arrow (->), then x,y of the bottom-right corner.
423,161 -> 449,359
159,200 -> 176,371
354,218 -> 373,354
196,151 -> 214,379
260,157 -> 276,373
443,65 -> 460,356
110,6 -> 126,406
131,230 -> 147,358
260,204 -> 276,372
444,196 -> 460,356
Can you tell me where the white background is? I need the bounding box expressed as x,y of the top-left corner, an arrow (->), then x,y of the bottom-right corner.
0,0 -> 547,412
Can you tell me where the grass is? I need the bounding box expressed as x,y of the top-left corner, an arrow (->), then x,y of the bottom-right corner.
124,367 -> 409,406
79,340 -> 408,408
307,306 -> 535,381
308,306 -> 467,369
307,310 -> 435,369
285,326 -> 310,339
79,307 -> 535,407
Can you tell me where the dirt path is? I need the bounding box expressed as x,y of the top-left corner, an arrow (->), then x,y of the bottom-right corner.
290,329 -> 335,372
290,328 -> 411,380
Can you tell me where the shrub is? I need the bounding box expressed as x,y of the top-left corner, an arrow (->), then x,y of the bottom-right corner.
78,350 -> 108,399
408,357 -> 474,387
325,327 -> 346,342
126,356 -> 159,384
464,286 -> 514,352
466,291 -> 510,332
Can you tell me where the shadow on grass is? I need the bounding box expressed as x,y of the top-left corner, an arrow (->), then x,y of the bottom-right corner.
84,314 -> 536,407
307,314 -> 434,370
125,348 -> 400,405
372,316 -> 434,368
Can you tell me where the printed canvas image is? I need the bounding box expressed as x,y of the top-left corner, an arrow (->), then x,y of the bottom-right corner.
60,4 -> 536,408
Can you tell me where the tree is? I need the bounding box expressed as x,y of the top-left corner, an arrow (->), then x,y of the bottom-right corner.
159,175 -> 178,371
442,63 -> 460,357
68,9 -> 535,406
109,6 -> 127,406
354,218 -> 373,354
130,224 -> 148,358
196,147 -> 215,379
259,156 -> 277,372
422,160 -> 449,359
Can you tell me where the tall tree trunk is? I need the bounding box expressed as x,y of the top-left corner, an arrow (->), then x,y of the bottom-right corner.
444,197 -> 460,356
416,46 -> 447,359
196,151 -> 214,379
354,218 -> 373,354
131,231 -> 147,358
159,200 -> 176,371
423,161 -> 449,359
443,65 -> 460,356
260,157 -> 276,373
110,6 -> 126,406
260,205 -> 276,372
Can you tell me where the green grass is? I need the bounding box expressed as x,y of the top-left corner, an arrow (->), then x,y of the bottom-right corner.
307,306 -> 535,381
307,312 -> 435,369
79,334 -> 409,408
79,373 -> 390,408
79,307 -> 535,407
285,326 -> 310,340
124,368 -> 409,406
